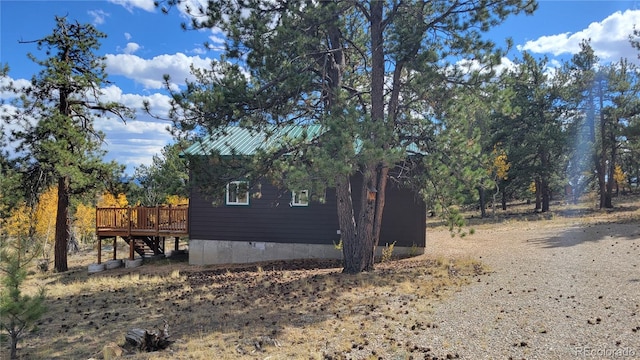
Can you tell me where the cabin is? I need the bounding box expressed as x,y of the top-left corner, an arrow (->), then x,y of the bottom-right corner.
182,126 -> 426,266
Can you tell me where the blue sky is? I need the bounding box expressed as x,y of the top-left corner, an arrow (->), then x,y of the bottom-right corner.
2,0 -> 640,174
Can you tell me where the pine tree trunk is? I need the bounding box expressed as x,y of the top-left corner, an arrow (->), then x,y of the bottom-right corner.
54,176 -> 70,272
356,166 -> 378,272
501,189 -> 507,211
371,165 -> 388,263
595,154 -> 607,209
10,331 -> 18,360
361,1 -> 385,272
605,156 -> 614,207
540,153 -> 550,213
541,178 -> 550,213
335,174 -> 360,274
605,123 -> 617,207
604,189 -> 613,208
596,81 -> 613,209
338,165 -> 384,274
535,179 -> 542,211
478,187 -> 486,217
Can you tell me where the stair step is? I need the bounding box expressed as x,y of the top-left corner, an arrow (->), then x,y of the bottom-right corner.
132,237 -> 165,258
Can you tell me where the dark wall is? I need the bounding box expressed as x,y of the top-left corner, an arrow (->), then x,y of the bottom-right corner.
379,182 -> 427,248
189,176 -> 426,247
189,182 -> 341,245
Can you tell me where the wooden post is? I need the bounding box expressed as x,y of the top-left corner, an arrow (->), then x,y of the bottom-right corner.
96,208 -> 102,264
113,237 -> 117,260
97,237 -> 102,264
154,237 -> 159,255
129,238 -> 134,260
174,237 -> 179,252
155,206 -> 160,236
127,206 -> 132,236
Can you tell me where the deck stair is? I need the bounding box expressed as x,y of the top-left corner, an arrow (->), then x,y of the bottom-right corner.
132,237 -> 165,258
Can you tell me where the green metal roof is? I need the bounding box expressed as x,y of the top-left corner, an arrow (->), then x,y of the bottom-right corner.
183,124 -> 426,157
183,124 -> 324,156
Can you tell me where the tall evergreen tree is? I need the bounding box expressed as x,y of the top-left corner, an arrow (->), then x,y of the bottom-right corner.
410,88 -> 495,221
2,16 -> 132,272
602,59 -> 640,202
131,140 -> 190,206
565,41 -> 640,208
166,0 -> 536,273
493,53 -> 570,212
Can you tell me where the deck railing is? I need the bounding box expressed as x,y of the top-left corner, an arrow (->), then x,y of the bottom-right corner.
96,205 -> 188,237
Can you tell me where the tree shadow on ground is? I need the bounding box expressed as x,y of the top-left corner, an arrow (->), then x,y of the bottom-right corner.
15,256 -> 477,360
525,222 -> 640,248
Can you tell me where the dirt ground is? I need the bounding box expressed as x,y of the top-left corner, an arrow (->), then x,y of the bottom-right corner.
422,198 -> 640,359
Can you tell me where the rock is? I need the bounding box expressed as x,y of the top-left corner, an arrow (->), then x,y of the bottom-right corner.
102,342 -> 123,359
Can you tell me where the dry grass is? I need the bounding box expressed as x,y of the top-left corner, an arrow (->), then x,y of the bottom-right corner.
1,248 -> 486,360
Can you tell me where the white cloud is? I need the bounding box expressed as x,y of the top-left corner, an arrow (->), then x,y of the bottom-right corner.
137,92 -> 173,114
107,0 -> 156,13
0,76 -> 31,99
174,0 -> 210,18
96,116 -> 169,136
494,57 -> 517,74
518,9 -> 640,63
124,32 -> 132,41
207,34 -> 226,52
191,47 -> 207,55
88,9 -> 109,25
99,84 -> 173,120
97,116 -> 173,172
208,35 -> 225,45
518,33 -> 574,55
105,52 -> 212,90
122,42 -> 141,54
95,88 -> 175,172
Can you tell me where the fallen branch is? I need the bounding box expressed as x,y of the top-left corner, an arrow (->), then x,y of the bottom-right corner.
125,320 -> 173,351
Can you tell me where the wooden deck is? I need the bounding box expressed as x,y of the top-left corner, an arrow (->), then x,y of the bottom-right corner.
96,206 -> 189,263
96,205 -> 188,238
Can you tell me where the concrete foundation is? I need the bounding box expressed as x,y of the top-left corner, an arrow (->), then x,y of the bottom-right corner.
188,239 -> 425,266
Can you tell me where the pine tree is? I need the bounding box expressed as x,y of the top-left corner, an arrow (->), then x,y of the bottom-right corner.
493,52 -> 571,212
565,41 -> 640,208
130,141 -> 190,206
0,238 -> 47,360
166,0 -> 536,273
3,16 -> 133,272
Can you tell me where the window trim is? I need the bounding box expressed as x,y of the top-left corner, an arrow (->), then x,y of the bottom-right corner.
291,189 -> 309,207
226,181 -> 250,205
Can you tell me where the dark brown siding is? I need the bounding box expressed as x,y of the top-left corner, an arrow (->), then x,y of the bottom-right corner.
378,182 -> 426,248
189,177 -> 425,247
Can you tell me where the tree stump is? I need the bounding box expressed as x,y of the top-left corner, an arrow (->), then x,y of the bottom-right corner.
125,320 -> 172,351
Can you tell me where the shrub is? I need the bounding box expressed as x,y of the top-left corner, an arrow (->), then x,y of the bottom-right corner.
0,244 -> 47,360
381,241 -> 396,263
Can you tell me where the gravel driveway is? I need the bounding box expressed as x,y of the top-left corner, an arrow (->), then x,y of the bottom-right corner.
425,220 -> 640,359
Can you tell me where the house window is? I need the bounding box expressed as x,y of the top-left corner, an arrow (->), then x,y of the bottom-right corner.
291,190 -> 309,207
226,181 -> 249,205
